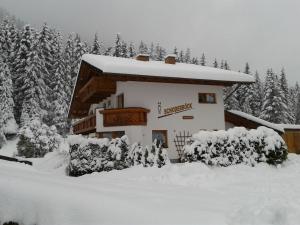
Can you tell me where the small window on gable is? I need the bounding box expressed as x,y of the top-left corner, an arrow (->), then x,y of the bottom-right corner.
198,93 -> 217,104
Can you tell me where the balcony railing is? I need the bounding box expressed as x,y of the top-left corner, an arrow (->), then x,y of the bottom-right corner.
100,107 -> 150,127
73,114 -> 96,134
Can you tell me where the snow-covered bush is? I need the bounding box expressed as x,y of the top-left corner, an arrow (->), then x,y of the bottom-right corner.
107,136 -> 130,170
68,136 -> 170,176
17,119 -> 61,158
182,127 -> 288,166
68,135 -> 110,176
142,140 -> 169,168
127,143 -> 144,166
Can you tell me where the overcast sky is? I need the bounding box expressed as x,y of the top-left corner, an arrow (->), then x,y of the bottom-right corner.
0,0 -> 299,84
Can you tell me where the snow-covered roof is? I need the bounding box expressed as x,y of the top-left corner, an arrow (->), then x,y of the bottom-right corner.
228,110 -> 285,133
82,54 -> 255,83
279,124 -> 300,130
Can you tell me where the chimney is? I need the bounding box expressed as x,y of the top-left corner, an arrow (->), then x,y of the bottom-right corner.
135,54 -> 149,62
165,54 -> 176,64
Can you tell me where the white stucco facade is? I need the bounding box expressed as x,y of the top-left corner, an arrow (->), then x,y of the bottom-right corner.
95,81 -> 225,160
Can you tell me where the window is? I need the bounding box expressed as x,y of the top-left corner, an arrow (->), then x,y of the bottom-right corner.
152,130 -> 168,148
198,93 -> 217,104
117,93 -> 124,108
97,131 -> 125,139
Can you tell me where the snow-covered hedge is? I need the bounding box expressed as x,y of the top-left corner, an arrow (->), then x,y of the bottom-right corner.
182,127 -> 288,166
17,119 -> 61,158
68,135 -> 169,176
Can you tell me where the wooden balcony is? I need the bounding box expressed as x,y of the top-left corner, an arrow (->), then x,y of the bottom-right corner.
73,114 -> 96,134
78,76 -> 116,103
100,107 -> 150,127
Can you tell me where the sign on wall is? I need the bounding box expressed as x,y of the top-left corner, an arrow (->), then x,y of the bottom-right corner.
157,102 -> 193,119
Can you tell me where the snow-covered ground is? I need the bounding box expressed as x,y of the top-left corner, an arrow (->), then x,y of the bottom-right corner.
1,141 -> 300,225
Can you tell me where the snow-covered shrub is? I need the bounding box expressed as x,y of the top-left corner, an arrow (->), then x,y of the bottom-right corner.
127,143 -> 144,166
68,135 -> 109,176
17,119 -> 61,158
107,136 -> 130,170
142,140 -> 169,168
68,136 -> 170,176
182,127 -> 288,166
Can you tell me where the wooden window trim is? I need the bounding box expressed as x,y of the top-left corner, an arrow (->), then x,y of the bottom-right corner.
198,93 -> 217,104
152,130 -> 168,148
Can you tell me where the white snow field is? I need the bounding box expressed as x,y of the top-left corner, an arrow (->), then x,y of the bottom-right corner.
1,145 -> 300,225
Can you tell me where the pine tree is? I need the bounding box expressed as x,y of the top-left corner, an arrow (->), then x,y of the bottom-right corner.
51,47 -> 70,135
184,48 -> 191,63
19,35 -> 49,125
138,41 -> 148,54
200,53 -> 206,66
191,57 -> 199,65
220,60 -> 224,69
91,33 -> 103,55
261,69 -> 283,123
173,46 -> 178,59
296,93 -> 300,124
223,60 -> 230,70
113,33 -> 122,57
72,34 -> 88,85
279,68 -> 294,123
235,63 -> 251,112
13,25 -> 36,123
178,50 -> 184,63
128,42 -> 136,58
0,61 -> 17,135
63,34 -> 75,97
154,44 -> 166,61
213,58 -> 218,68
120,41 -> 128,58
149,43 -> 155,60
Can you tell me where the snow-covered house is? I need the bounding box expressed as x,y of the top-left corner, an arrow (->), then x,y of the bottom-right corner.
225,110 -> 300,154
68,54 -> 254,160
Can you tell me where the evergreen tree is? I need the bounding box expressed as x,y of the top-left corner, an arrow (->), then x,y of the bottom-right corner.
120,41 -> 128,58
149,43 -> 155,60
113,33 -> 122,57
13,25 -> 36,123
173,46 -> 178,59
184,48 -> 191,63
63,34 -> 75,97
154,43 -> 166,61
19,34 -> 49,125
296,93 -> 300,124
178,50 -> 184,63
191,57 -> 199,65
72,34 -> 88,85
128,42 -> 136,58
0,61 -> 17,135
91,33 -> 103,55
220,60 -> 224,69
0,19 -> 17,64
223,60 -> 230,70
261,69 -> 283,123
213,58 -> 218,68
279,68 -> 295,123
138,41 -> 148,54
242,71 -> 263,116
51,47 -> 70,135
200,53 -> 206,66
